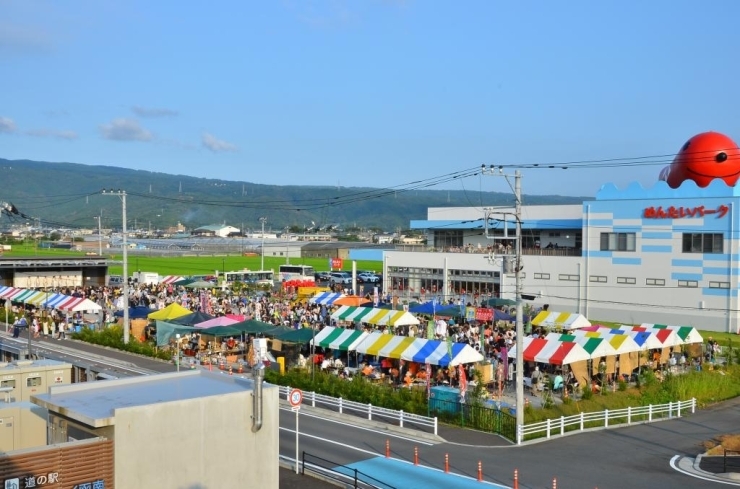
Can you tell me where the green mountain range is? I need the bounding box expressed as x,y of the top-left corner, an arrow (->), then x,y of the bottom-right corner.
0,158 -> 588,232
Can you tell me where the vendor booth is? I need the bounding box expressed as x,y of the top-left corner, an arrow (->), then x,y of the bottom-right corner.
331,306 -> 420,327
532,311 -> 591,330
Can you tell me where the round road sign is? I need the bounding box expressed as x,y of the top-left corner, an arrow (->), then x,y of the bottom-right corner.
288,388 -> 303,408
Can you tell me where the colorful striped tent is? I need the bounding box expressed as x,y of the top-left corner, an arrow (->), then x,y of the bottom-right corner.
564,329 -> 642,354
0,287 -> 20,299
311,326 -> 368,351
160,275 -> 185,285
309,292 -> 346,305
331,306 -> 420,327
580,325 -> 664,351
639,323 -> 703,345
509,337 -> 591,365
353,331 -> 483,366
545,332 -> 618,358
616,325 -> 680,347
532,311 -> 591,330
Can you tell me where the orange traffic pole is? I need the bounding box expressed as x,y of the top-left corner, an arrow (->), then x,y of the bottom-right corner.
444,453 -> 449,473
513,469 -> 519,489
477,461 -> 483,482
385,440 -> 390,458
414,447 -> 419,466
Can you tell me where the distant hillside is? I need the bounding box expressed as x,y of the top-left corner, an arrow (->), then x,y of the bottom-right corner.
0,158 -> 589,232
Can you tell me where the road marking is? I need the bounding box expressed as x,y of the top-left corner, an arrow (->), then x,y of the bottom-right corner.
280,407 -> 435,446
669,455 -> 740,486
280,426 -> 381,457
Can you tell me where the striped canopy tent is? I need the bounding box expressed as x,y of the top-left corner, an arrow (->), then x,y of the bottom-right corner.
581,325 -> 664,350
618,325 -> 680,347
310,326 -> 369,351
9,289 -> 36,302
0,287 -> 21,299
509,337 -> 591,365
532,311 -> 591,330
545,332 -> 618,358
59,298 -> 102,312
400,338 -> 483,366
43,294 -> 71,309
331,306 -> 420,327
564,329 -> 642,354
309,292 -> 345,306
639,323 -> 703,345
57,296 -> 86,311
0,286 -> 12,298
160,275 -> 185,285
353,331 -> 483,366
24,291 -> 49,305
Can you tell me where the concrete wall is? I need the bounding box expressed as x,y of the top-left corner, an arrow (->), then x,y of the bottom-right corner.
113,384 -> 279,489
0,402 -> 47,451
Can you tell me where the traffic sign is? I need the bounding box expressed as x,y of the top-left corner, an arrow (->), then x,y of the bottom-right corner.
288,388 -> 303,409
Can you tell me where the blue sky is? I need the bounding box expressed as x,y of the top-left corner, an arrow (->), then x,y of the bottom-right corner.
1,0 -> 739,196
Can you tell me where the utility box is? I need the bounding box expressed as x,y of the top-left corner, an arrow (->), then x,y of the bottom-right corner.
428,385 -> 461,415
0,360 -> 72,402
0,401 -> 48,452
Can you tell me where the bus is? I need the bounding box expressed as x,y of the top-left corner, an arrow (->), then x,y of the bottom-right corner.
223,269 -> 274,288
279,264 -> 315,282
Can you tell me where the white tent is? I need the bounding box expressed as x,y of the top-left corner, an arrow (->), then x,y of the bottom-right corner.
61,298 -> 102,312
532,311 -> 591,330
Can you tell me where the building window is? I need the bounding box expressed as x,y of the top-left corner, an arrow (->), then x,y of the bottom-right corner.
616,277 -> 636,284
682,233 -> 723,254
589,275 -> 607,283
709,281 -> 730,289
558,274 -> 579,281
600,232 -> 636,252
678,280 -> 698,288
26,377 -> 42,387
646,278 -> 665,286
534,273 -> 550,280
0,380 -> 15,389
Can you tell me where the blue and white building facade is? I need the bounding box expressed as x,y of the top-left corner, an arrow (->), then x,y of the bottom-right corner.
381,180 -> 740,333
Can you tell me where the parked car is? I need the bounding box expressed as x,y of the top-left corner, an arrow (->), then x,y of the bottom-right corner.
357,272 -> 380,284
314,271 -> 332,282
330,272 -> 352,285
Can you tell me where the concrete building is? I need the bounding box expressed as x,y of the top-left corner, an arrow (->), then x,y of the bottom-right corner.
32,370 -> 280,489
382,180 -> 740,333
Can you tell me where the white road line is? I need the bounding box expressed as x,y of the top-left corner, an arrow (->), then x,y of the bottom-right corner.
280,426 -> 381,457
279,407 -> 435,446
669,455 -> 740,486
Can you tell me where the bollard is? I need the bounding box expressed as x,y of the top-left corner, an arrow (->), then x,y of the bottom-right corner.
553,477 -> 557,489
414,447 -> 419,466
444,453 -> 449,474
385,440 -> 390,458
477,461 -> 482,482
513,469 -> 519,489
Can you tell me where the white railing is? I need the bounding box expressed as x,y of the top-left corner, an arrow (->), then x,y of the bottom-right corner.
278,386 -> 438,436
518,398 -> 697,445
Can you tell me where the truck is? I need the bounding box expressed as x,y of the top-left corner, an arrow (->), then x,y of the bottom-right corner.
132,271 -> 160,285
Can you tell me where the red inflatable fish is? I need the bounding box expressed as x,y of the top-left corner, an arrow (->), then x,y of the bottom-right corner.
659,132 -> 740,188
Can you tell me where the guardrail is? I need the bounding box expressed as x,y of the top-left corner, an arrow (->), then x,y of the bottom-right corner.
278,385 -> 438,436
301,451 -> 396,489
518,398 -> 697,444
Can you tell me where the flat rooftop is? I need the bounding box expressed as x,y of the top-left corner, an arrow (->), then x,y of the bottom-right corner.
32,370 -> 273,428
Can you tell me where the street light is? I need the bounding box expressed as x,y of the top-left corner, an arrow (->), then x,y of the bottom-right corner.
259,217 -> 267,270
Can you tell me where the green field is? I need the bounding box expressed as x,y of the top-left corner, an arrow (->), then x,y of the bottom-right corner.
3,243 -> 383,277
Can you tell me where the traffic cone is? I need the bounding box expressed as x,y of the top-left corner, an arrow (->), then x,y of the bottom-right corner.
238,363 -> 244,374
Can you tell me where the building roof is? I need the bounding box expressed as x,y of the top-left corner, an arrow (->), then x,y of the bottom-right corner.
300,241 -> 391,251
31,370 -> 276,428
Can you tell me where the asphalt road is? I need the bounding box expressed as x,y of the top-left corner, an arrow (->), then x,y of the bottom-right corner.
12,331 -> 738,488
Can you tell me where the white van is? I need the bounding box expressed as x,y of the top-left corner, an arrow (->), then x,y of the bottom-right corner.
108,275 -> 123,287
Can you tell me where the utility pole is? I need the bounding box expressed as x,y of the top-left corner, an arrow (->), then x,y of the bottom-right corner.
102,190 -> 130,344
482,165 -> 524,441
259,217 -> 267,271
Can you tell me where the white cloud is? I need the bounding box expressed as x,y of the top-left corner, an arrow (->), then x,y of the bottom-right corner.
99,118 -> 153,142
131,105 -> 178,118
0,116 -> 17,133
202,133 -> 237,153
26,128 -> 78,140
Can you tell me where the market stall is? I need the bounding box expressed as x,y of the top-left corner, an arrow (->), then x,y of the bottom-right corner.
331,306 -> 420,327
532,311 -> 591,330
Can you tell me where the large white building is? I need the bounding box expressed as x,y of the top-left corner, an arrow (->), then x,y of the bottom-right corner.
381,179 -> 740,334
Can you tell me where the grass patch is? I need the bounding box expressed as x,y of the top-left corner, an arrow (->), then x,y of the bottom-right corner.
703,434 -> 740,455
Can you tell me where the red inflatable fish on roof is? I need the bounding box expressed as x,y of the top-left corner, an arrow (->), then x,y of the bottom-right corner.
659,132 -> 740,188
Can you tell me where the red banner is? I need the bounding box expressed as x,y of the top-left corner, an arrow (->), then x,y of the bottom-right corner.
475,308 -> 493,321
331,258 -> 343,269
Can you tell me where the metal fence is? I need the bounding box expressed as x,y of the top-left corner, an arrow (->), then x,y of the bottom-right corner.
429,398 -> 517,441
300,452 -> 396,489
277,385 -> 438,436
518,398 -> 697,444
